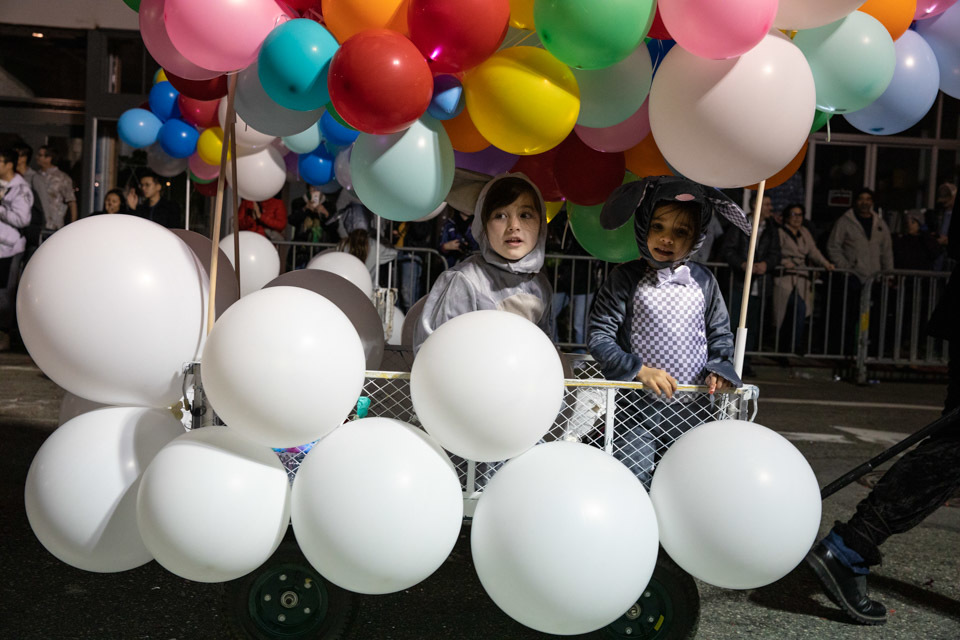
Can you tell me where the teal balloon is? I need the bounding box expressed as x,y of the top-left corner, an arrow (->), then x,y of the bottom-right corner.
793,12 -> 896,114
573,45 -> 652,128
810,109 -> 832,133
535,0 -> 656,70
568,201 -> 639,263
350,116 -> 455,222
258,19 -> 339,112
283,122 -> 322,154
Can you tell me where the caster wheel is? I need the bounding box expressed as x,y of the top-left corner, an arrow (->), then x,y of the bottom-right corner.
221,534 -> 357,640
602,549 -> 700,640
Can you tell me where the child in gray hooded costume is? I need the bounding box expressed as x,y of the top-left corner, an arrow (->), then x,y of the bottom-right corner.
413,174 -> 552,353
588,176 -> 751,486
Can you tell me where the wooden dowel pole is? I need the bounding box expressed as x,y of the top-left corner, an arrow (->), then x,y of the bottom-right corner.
206,74 -> 238,336
230,113 -> 241,294
733,179 -> 766,377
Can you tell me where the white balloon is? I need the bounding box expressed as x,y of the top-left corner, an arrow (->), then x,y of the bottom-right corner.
774,0 -> 866,30
306,251 -> 374,299
411,310 -> 564,462
146,142 -> 188,177
220,231 -> 281,297
225,145 -> 287,202
650,420 -> 822,589
218,98 -> 276,149
291,418 -> 463,594
649,33 -> 815,188
472,442 -> 659,635
385,306 -> 405,345
58,391 -> 112,426
17,216 -> 208,407
137,426 -> 290,582
334,146 -> 353,191
25,407 -> 184,572
201,287 -> 365,448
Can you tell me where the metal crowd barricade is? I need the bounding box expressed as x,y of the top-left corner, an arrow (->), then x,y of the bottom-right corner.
856,269 -> 951,383
274,372 -> 760,516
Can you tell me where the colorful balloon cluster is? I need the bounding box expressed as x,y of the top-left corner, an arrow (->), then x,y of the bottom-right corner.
119,0 -> 960,260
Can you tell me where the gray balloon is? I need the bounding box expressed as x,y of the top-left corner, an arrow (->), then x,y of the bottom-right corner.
236,60 -> 324,137
264,270 -> 384,370
401,296 -> 427,347
170,229 -> 240,321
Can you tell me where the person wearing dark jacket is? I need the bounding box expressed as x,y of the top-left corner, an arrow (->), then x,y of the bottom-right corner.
588,176 -> 749,486
719,194 -> 781,375
126,172 -> 180,228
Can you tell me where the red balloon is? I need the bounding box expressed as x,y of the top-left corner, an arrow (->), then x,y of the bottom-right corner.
194,179 -> 219,197
553,134 -> 625,206
509,148 -> 563,201
408,0 -> 510,73
285,0 -> 319,9
166,71 -> 229,101
177,95 -> 220,129
648,7 -> 672,40
328,30 -> 432,134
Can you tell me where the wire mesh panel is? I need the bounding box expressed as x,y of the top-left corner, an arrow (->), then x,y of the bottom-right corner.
273,373 -> 758,492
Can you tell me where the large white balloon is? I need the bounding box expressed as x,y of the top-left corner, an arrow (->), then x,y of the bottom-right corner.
650,420 -> 822,589
220,231 -> 281,297
136,426 -> 290,583
385,305 -> 405,346
25,407 -> 184,572
411,310 -> 564,462
225,145 -> 287,202
774,0 -> 866,30
58,391 -> 112,426
291,418 -> 463,594
306,251 -> 374,299
649,32 -> 815,188
201,286 -> 365,448
17,216 -> 208,407
472,442 -> 659,635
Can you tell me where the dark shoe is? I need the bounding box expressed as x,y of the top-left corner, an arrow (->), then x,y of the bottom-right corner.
805,542 -> 887,625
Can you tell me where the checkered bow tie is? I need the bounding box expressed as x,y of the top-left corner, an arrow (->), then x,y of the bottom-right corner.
656,265 -> 696,288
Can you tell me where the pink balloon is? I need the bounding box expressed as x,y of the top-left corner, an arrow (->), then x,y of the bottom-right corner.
189,153 -> 220,180
164,0 -> 294,73
574,100 -> 651,153
660,0 -> 778,60
139,0 -> 220,81
915,0 -> 958,20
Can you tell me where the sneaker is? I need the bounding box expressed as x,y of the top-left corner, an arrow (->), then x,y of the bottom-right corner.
805,542 -> 887,625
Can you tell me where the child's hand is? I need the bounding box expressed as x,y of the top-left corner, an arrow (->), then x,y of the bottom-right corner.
705,373 -> 732,394
637,366 -> 678,398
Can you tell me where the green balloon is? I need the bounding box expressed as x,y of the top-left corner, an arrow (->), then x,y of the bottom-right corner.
189,171 -> 215,185
810,109 -> 833,134
569,201 -> 639,263
325,102 -> 356,131
122,0 -> 141,11
535,0 -> 656,70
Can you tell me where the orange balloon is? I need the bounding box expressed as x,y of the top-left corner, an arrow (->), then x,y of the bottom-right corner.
747,142 -> 808,190
624,133 -> 672,179
321,0 -> 410,43
441,108 -> 490,153
858,0 -> 916,41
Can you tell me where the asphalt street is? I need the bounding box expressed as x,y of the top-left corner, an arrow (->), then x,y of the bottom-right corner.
1,353 -> 958,640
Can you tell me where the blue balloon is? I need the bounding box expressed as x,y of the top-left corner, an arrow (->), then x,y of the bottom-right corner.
426,74 -> 464,121
118,108 -> 163,149
647,38 -> 675,77
149,81 -> 180,122
843,30 -> 940,136
258,19 -> 339,112
319,111 -> 359,147
915,5 -> 960,100
282,122 -> 322,154
298,147 -> 336,186
158,119 -> 200,159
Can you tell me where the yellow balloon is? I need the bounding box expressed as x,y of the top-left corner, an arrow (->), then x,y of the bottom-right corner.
197,127 -> 226,166
545,200 -> 563,223
464,46 -> 579,156
509,0 -> 535,30
154,69 -> 168,85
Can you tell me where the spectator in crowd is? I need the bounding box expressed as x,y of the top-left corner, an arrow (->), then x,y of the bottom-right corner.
34,145 -> 77,231
775,203 -> 834,353
547,209 -> 600,348
719,194 -> 780,376
438,201 -> 480,268
127,172 -> 180,228
337,226 -> 397,287
393,214 -> 437,313
929,181 -> 955,271
893,211 -> 939,271
13,143 -> 38,190
289,185 -> 338,244
238,194 -> 288,242
0,147 -> 34,352
12,143 -> 44,251
826,188 -> 894,355
90,188 -> 129,216
689,214 -> 724,263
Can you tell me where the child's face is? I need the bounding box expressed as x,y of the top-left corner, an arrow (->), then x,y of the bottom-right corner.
647,208 -> 696,263
486,192 -> 541,261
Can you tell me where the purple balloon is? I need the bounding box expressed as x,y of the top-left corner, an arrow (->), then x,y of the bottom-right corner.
454,146 -> 518,176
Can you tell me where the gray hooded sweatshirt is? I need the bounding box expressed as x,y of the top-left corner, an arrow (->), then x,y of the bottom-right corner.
413,174 -> 553,353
